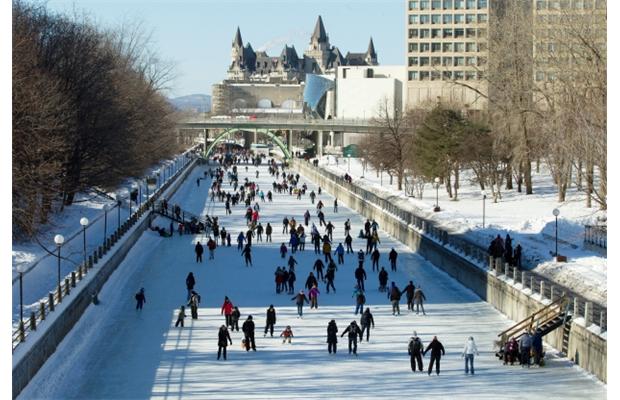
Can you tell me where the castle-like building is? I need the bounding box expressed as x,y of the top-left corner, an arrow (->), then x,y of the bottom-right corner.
227,16 -> 378,83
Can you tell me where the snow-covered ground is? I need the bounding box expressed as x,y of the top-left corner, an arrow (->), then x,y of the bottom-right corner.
17,163 -> 606,399
11,155 -> 189,326
320,156 -> 607,306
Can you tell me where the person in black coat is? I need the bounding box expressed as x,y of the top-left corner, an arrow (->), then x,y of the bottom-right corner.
360,308 -> 375,342
195,242 -> 204,263
424,336 -> 446,375
403,281 -> 415,311
305,272 -> 318,291
370,249 -> 380,272
135,288 -> 146,310
186,272 -> 196,301
378,267 -> 389,292
327,320 -> 338,354
242,315 -> 256,351
188,290 -> 201,319
217,325 -> 233,360
408,332 -> 424,372
355,266 -> 367,291
241,244 -> 253,266
264,305 -> 277,337
341,321 -> 363,355
388,248 -> 398,271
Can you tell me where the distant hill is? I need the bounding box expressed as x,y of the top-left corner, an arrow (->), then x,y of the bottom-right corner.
169,94 -> 211,113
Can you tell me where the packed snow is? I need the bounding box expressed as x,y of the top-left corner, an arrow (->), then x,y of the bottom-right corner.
320,156 -> 607,306
17,162 -> 606,399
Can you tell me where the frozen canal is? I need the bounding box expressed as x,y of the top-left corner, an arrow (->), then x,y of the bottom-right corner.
18,162 -> 606,399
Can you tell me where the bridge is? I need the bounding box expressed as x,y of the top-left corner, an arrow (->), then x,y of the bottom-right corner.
176,117 -> 382,159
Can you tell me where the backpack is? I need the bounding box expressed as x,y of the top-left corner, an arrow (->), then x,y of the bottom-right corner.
408,340 -> 415,354
357,293 -> 366,304
413,338 -> 422,353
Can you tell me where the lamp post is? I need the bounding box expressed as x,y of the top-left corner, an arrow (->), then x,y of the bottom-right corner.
80,217 -> 89,267
17,264 -> 25,333
481,190 -> 487,228
116,191 -> 122,230
552,208 -> 560,259
434,177 -> 441,212
103,204 -> 109,245
54,234 -> 64,302
347,154 -> 351,173
138,181 -> 142,207
380,163 -> 384,186
128,187 -> 132,218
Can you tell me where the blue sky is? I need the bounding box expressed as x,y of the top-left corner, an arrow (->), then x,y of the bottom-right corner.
45,0 -> 406,97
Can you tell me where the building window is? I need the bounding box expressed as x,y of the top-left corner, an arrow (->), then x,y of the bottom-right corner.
408,43 -> 419,52
466,56 -> 477,65
409,15 -> 419,24
432,57 -> 441,66
536,0 -> 547,9
466,14 -> 475,23
466,42 -> 477,52
443,43 -> 454,51
443,71 -> 452,79
432,14 -> 441,24
420,57 -> 430,66
431,71 -> 441,80
432,0 -> 442,9
409,1 -> 419,9
454,71 -> 464,80
409,29 -> 419,38
420,71 -> 430,80
432,43 -> 442,52
444,28 -> 454,38
466,28 -> 476,38
420,15 -> 430,24
466,0 -> 476,9
420,0 -> 430,9
455,0 -> 465,9
455,28 -> 465,38
420,29 -> 431,38
409,57 -> 417,66
454,56 -> 465,66
477,71 -> 484,79
455,42 -> 465,52
443,57 -> 453,66
478,14 -> 487,23
477,0 -> 487,8
444,0 -> 453,9
420,43 -> 430,52
455,14 -> 465,23
536,71 -> 545,81
443,14 -> 453,23
465,71 -> 476,80
478,28 -> 487,38
547,72 -> 556,81
432,29 -> 442,38
408,71 -> 419,80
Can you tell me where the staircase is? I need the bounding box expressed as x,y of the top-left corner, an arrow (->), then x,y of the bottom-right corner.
154,202 -> 213,235
498,295 -> 571,344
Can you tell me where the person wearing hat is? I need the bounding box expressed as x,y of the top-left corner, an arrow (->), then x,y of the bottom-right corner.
135,288 -> 146,310
280,325 -> 294,344
462,336 -> 479,374
341,321 -> 363,356
242,315 -> 256,351
408,331 -> 424,372
327,320 -> 339,354
217,325 -> 233,360
423,336 -> 445,375
291,290 -> 309,318
264,305 -> 277,337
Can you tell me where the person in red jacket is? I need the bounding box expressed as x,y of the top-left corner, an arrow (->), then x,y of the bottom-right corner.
221,296 -> 234,328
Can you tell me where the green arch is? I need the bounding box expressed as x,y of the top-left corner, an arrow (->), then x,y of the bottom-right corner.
204,128 -> 292,160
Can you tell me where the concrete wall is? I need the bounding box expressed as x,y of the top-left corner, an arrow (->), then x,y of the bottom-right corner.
212,82 -> 304,115
292,159 -> 606,383
12,160 -> 199,398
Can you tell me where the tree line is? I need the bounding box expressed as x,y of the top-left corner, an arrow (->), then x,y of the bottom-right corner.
361,0 -> 606,210
13,1 -> 184,239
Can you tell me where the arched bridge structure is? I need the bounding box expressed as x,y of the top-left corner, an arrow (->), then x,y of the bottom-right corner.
176,117 -> 383,158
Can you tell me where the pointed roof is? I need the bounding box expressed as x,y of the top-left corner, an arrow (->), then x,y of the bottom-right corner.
311,16 -> 328,43
327,47 -> 345,68
233,27 -> 243,47
280,44 -> 300,66
366,37 -> 377,58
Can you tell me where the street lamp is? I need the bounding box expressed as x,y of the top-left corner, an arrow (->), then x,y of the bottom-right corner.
481,190 -> 487,228
128,187 -> 133,218
433,177 -> 441,212
103,204 -> 109,245
347,154 -> 351,173
552,208 -> 560,258
16,264 -> 25,334
380,163 -> 384,186
116,191 -> 122,230
54,234 -> 64,302
80,217 -> 89,267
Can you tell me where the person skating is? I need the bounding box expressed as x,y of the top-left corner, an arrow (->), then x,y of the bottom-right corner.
345,233 -> 353,254
341,321 -> 363,356
403,281 -> 415,311
334,243 -> 345,265
282,216 -> 289,234
135,288 -> 146,310
217,325 -> 233,360
325,221 -> 335,241
408,331 -> 424,372
241,243 -> 253,266
304,209 -> 311,226
327,320 -> 338,354
280,325 -> 294,344
414,286 -> 427,315
333,198 -> 338,213
256,223 -> 263,242
175,305 -> 186,327
388,248 -> 398,271
322,240 -> 332,263
280,243 -> 288,259
207,237 -> 216,259
231,306 -> 241,332
353,286 -> 366,315
532,329 -> 543,366
370,248 -> 380,272
378,267 -> 389,292
309,284 -> 320,309
389,282 -> 402,315
325,264 -> 336,293
520,330 -> 532,368
237,232 -> 245,251
188,290 -> 201,319
305,272 -> 318,291
242,315 -> 257,351
265,223 -> 273,242
355,265 -> 367,291
291,290 -> 309,317
313,259 -> 325,281
360,308 -> 375,342
462,336 -> 479,374
195,241 -> 204,263
424,336 -> 446,375
287,255 -> 298,271
221,296 -> 234,328
357,249 -> 365,267
287,268 -> 296,294
264,305 -> 276,337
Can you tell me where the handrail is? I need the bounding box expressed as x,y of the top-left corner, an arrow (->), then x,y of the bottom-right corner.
497,295 -> 567,339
